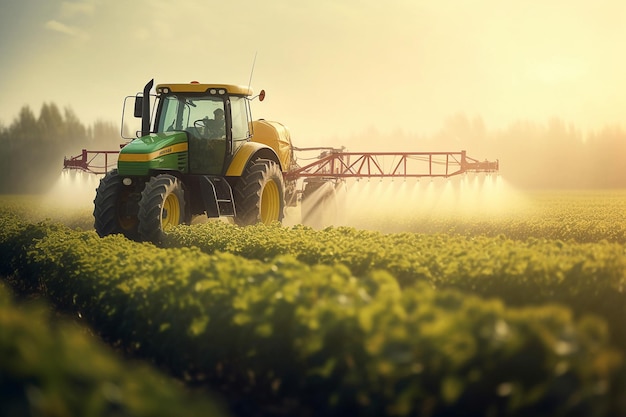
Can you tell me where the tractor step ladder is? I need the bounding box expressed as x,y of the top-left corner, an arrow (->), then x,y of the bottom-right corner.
200,176 -> 236,217
215,177 -> 236,217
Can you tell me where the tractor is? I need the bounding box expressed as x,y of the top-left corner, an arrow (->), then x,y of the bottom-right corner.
93,79 -> 297,243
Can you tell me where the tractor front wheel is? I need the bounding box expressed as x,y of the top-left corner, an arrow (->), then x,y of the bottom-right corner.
137,174 -> 186,244
233,159 -> 285,226
93,169 -> 139,239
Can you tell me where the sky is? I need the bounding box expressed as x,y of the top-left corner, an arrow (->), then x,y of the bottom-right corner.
1,0 -> 625,148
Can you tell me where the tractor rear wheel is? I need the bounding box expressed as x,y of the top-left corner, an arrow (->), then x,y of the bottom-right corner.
93,169 -> 139,239
137,174 -> 186,244
233,159 -> 285,226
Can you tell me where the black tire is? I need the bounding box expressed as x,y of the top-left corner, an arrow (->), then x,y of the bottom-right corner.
93,169 -> 139,239
137,174 -> 186,244
233,159 -> 285,226
301,181 -> 338,229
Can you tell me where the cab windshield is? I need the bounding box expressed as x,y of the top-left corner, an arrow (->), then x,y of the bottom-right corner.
156,94 -> 227,174
156,95 -> 225,139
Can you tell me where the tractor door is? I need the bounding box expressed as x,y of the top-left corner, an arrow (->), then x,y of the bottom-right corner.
157,95 -> 227,175
185,97 -> 227,175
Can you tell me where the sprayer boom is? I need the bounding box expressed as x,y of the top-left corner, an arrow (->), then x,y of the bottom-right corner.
285,149 -> 498,181
63,149 -> 119,174
63,147 -> 499,180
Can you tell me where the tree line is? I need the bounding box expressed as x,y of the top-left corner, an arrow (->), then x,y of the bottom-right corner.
0,103 -> 121,193
0,103 -> 624,193
437,115 -> 626,189
343,114 -> 626,189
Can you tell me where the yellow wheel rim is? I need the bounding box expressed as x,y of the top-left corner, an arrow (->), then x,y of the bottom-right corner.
260,180 -> 280,224
162,193 -> 181,229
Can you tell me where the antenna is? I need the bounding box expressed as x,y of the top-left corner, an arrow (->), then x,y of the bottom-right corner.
247,51 -> 257,92
246,52 -> 265,102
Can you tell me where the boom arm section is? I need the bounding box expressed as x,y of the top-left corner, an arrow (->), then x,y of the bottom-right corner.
284,148 -> 499,181
63,149 -> 120,174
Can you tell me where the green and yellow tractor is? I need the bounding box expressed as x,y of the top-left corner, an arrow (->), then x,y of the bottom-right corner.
94,79 -> 297,243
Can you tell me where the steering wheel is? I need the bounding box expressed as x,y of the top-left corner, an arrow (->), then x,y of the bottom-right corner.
193,118 -> 217,138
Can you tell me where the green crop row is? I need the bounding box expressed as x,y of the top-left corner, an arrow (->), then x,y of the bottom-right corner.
0,282 -> 227,417
164,221 -> 626,347
0,195 -> 95,231
1,217 -> 625,416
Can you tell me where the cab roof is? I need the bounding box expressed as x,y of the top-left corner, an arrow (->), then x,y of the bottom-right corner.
155,82 -> 253,96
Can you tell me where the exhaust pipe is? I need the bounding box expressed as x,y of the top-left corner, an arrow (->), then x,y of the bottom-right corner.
141,79 -> 154,137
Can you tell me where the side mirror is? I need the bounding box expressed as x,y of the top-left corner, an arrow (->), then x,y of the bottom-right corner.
259,89 -> 266,102
133,96 -> 143,118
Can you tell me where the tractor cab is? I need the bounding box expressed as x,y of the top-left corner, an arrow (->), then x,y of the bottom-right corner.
121,81 -> 254,176
154,83 -> 253,175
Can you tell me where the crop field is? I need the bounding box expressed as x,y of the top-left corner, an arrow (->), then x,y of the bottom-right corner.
2,189 -> 626,416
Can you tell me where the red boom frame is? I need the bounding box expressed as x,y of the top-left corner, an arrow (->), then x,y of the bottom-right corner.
284,148 -> 498,181
63,149 -> 119,175
63,147 -> 499,179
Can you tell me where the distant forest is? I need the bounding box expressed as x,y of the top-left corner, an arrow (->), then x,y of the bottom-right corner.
0,103 -> 121,193
0,104 -> 624,193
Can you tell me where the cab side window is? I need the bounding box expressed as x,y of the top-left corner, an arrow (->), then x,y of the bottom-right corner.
230,97 -> 249,141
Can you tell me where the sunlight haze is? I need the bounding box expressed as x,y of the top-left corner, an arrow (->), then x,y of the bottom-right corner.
0,0 -> 624,147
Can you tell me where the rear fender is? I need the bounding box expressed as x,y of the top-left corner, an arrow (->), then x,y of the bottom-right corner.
225,142 -> 281,177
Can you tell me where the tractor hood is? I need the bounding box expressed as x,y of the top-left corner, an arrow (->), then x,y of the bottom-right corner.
118,131 -> 189,176
121,131 -> 187,155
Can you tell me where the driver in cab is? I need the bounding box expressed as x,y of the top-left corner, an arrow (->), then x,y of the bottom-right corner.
204,108 -> 225,139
